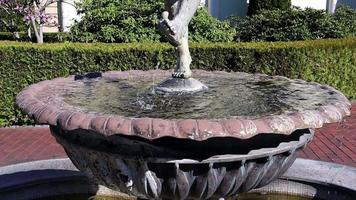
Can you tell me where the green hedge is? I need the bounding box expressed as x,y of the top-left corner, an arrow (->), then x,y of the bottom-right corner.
0,38 -> 355,126
0,32 -> 71,43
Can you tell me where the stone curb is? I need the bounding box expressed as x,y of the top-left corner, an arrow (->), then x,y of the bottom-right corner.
0,158 -> 77,176
1,158 -> 354,189
0,158 -> 354,200
0,159 -> 131,200
282,158 -> 356,191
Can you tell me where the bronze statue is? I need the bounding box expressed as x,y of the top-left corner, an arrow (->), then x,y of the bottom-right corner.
159,0 -> 201,79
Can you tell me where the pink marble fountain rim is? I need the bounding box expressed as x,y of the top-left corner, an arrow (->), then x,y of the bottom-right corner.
16,70 -> 351,141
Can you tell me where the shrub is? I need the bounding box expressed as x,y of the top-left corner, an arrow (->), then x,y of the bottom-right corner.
0,32 -> 71,42
70,0 -> 235,43
247,0 -> 291,16
189,8 -> 235,43
0,32 -> 24,40
0,38 -> 355,126
333,5 -> 356,38
70,0 -> 163,43
233,6 -> 355,42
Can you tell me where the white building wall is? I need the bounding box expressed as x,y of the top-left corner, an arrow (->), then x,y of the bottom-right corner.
61,0 -> 80,32
291,0 -> 328,10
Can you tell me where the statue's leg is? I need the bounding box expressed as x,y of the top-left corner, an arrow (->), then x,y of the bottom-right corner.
159,0 -> 200,46
159,0 -> 200,78
172,29 -> 192,78
159,0 -> 181,46
172,0 -> 201,25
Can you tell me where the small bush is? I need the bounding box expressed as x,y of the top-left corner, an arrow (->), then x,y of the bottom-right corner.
70,0 -> 163,43
0,38 -> 355,126
0,32 -> 23,41
333,5 -> 356,37
189,8 -> 235,43
69,0 -> 235,43
247,0 -> 291,16
233,6 -> 356,42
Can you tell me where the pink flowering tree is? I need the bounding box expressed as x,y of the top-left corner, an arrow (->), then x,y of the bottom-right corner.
0,0 -> 25,40
0,0 -> 57,43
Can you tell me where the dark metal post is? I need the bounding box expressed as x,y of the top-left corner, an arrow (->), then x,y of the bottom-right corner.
57,0 -> 64,32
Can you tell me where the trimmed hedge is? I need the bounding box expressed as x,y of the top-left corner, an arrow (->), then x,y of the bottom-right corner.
0,38 -> 355,126
0,32 -> 71,43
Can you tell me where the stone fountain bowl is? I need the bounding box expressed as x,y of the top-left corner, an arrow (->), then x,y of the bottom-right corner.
51,126 -> 314,199
16,70 -> 351,199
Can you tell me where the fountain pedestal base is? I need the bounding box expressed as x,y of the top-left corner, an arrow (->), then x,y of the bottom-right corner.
154,78 -> 208,94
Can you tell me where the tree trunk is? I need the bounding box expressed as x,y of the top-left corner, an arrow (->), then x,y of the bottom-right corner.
13,32 -> 20,41
27,28 -> 32,42
39,24 -> 44,44
31,17 -> 43,44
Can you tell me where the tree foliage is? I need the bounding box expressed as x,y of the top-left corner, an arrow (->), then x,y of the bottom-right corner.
247,0 -> 291,16
189,8 -> 236,43
0,0 -> 27,37
70,0 -> 164,43
70,0 -> 235,43
233,5 -> 356,42
0,0 -> 58,43
333,5 -> 356,38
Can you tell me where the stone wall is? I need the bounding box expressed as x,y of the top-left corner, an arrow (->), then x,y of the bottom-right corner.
60,0 -> 80,32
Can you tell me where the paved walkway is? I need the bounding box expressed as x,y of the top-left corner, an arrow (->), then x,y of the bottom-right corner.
1,103 -> 355,168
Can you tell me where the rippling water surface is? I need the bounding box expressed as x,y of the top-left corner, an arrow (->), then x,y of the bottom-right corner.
38,72 -> 335,119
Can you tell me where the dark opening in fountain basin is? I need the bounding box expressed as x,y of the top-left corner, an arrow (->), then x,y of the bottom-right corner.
52,126 -> 312,160
44,193 -> 315,200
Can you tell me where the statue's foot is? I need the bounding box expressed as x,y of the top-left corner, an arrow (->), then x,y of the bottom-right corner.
172,51 -> 192,79
158,11 -> 185,46
172,70 -> 192,79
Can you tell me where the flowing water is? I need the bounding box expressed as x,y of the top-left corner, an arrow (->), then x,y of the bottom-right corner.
38,72 -> 337,119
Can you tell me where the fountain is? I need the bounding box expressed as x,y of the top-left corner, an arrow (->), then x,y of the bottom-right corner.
16,1 -> 351,199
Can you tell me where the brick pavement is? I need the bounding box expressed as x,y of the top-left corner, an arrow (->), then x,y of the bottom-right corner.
0,103 -> 355,167
0,127 -> 67,167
